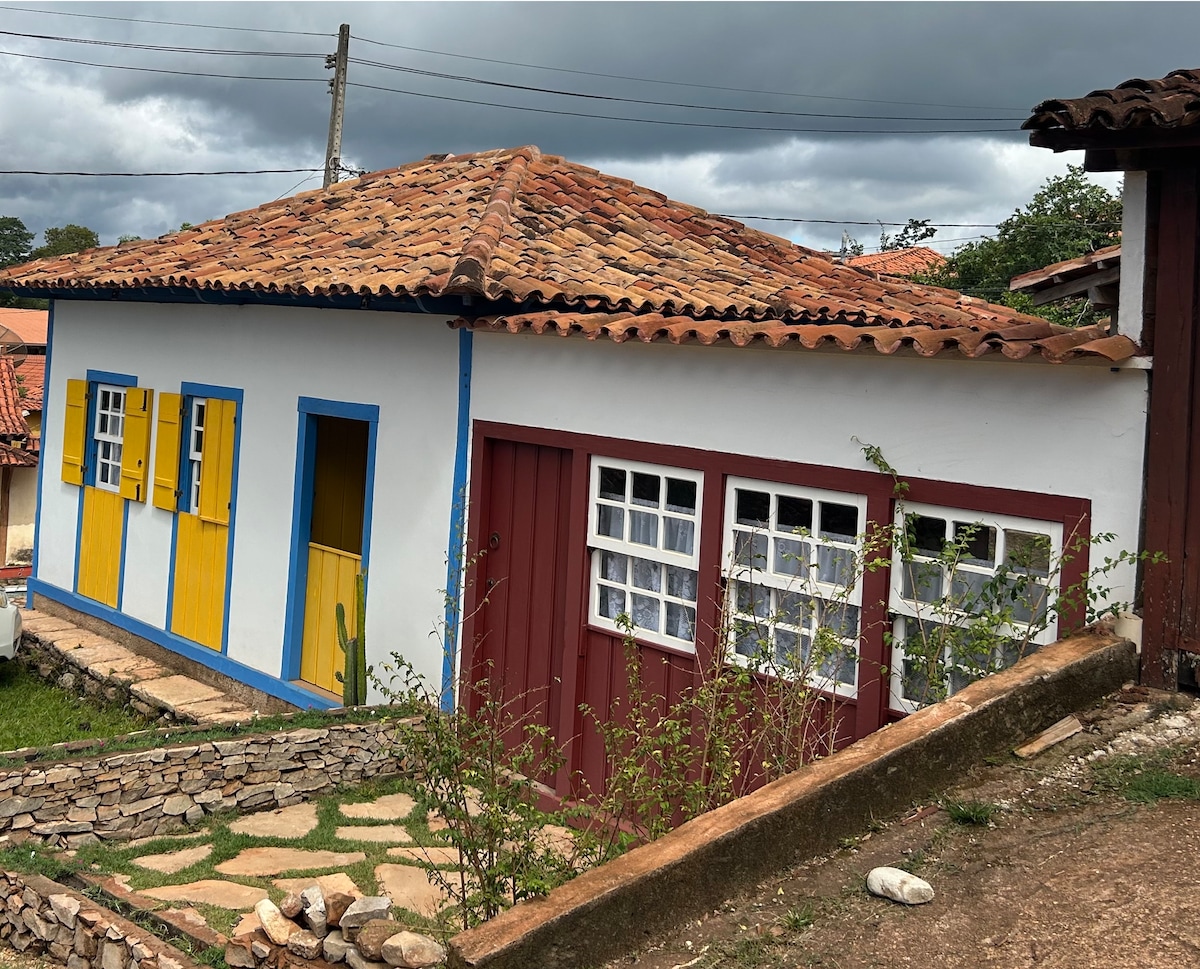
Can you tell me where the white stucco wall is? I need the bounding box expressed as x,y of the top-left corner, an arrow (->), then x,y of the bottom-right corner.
1118,172 -> 1148,343
5,466 -> 36,565
469,334 -> 1150,607
38,300 -> 461,690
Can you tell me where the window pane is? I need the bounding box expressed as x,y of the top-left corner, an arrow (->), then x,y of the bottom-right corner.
631,557 -> 661,592
597,504 -> 624,539
820,646 -> 857,686
666,478 -> 696,514
953,522 -> 996,566
98,413 -> 109,434
629,510 -> 658,547
631,594 -> 660,632
733,530 -> 767,568
777,495 -> 813,532
736,489 -> 770,527
599,467 -> 626,501
1001,576 -> 1048,625
598,586 -> 625,620
773,537 -> 808,576
819,502 -> 858,541
906,514 -> 946,556
666,566 -> 698,601
778,590 -> 810,627
665,602 -> 696,642
817,601 -> 860,639
816,545 -> 854,586
601,551 -> 627,583
775,628 -> 799,667
631,473 -> 661,508
736,581 -> 771,619
949,568 -> 989,608
1005,530 -> 1052,575
902,561 -> 943,603
663,516 -> 695,555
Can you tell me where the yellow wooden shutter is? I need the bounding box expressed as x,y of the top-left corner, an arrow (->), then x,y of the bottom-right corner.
153,392 -> 183,511
198,397 -> 236,526
119,387 -> 154,502
61,378 -> 89,486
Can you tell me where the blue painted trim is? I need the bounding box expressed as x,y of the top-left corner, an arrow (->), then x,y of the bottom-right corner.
29,577 -> 337,709
442,328 -> 473,710
116,499 -> 130,611
72,486 -> 83,594
31,303 -> 54,586
281,397 -> 379,685
86,370 -> 137,389
165,383 -> 244,656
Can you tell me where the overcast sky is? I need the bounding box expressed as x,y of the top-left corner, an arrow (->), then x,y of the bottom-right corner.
0,2 -> 1190,257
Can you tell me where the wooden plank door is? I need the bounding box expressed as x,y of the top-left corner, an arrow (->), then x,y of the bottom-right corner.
466,439 -> 575,783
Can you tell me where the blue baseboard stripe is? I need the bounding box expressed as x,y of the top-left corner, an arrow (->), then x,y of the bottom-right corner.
441,328 -> 473,712
28,578 -> 339,710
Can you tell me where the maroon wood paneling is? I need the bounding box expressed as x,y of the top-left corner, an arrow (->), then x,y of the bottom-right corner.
1143,168 -> 1200,684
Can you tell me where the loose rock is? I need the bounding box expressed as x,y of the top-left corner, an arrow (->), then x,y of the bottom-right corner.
357,920 -> 404,960
301,884 -> 328,938
381,930 -> 447,969
866,866 -> 934,905
287,929 -> 324,960
254,898 -> 301,945
323,929 -> 353,963
339,896 -> 391,940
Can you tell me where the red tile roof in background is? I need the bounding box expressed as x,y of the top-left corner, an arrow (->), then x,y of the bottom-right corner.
0,357 -> 35,463
15,357 -> 43,411
1025,69 -> 1200,134
845,247 -> 946,277
0,308 -> 48,347
1010,245 -> 1122,293
0,147 -> 1137,365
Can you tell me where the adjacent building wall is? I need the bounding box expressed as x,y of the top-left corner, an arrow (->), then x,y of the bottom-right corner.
37,301 -> 461,697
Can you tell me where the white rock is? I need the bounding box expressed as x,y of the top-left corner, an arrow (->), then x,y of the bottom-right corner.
866,866 -> 934,905
254,898 -> 300,945
323,930 -> 353,964
381,930 -> 447,968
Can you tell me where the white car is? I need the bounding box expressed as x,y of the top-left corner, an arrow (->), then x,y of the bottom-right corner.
0,588 -> 22,661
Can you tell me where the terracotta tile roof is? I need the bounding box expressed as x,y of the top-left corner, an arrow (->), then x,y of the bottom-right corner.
456,311 -> 1136,364
0,308 -> 48,347
0,444 -> 38,468
0,358 -> 33,441
845,247 -> 946,277
14,357 -> 43,411
1010,245 -> 1121,294
1024,69 -> 1200,134
0,148 -> 1093,337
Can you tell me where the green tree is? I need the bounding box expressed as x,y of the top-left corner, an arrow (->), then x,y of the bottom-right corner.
924,165 -> 1122,327
0,217 -> 33,268
30,224 -> 99,260
879,218 -> 936,252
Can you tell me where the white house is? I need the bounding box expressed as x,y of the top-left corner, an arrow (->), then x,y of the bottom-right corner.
0,146 -> 1148,796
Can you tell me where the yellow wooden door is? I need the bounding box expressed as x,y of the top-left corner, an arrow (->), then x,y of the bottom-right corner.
77,486 -> 124,606
171,514 -> 228,650
301,543 -> 361,692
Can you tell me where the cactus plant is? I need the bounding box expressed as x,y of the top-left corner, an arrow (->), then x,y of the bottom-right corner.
334,570 -> 368,706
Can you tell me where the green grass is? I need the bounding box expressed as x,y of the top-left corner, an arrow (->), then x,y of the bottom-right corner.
1091,753 -> 1200,804
0,662 -> 151,750
943,798 -> 1000,826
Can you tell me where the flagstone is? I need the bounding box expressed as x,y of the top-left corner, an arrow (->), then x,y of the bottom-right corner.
339,793 -> 417,821
229,803 -> 319,838
216,847 -> 366,877
143,880 -> 269,909
132,844 -> 213,874
335,825 -> 413,845
163,908 -> 211,931
385,846 -> 461,866
373,865 -> 450,918
272,873 -> 364,899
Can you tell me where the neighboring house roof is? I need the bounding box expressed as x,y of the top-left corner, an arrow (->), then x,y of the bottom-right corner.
1024,69 -> 1200,135
0,146 -> 1138,363
845,247 -> 946,277
1009,245 -> 1122,309
15,356 -> 43,411
0,308 -> 48,348
0,358 -> 34,457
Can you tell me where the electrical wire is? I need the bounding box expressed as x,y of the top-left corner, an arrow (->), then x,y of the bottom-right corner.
347,79 -> 1016,135
348,57 -> 1023,123
0,168 -> 324,177
0,28 -> 324,59
0,48 -> 322,82
0,4 -> 333,37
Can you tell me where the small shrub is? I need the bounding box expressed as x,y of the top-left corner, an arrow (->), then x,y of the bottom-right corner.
943,798 -> 999,826
779,904 -> 816,932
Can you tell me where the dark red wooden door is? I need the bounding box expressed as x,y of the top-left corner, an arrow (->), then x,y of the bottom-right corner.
466,440 -> 576,779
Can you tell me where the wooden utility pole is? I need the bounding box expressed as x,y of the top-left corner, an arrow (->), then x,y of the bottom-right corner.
323,24 -> 350,188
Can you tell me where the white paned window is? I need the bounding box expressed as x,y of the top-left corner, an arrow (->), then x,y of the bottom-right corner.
187,398 -> 207,514
889,503 -> 1063,712
723,478 -> 867,696
92,384 -> 125,492
589,458 -> 703,650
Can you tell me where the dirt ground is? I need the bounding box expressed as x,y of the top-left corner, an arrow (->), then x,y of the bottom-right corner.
609,685 -> 1200,969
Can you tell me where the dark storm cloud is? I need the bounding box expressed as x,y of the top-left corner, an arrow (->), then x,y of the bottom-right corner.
0,2 -> 1191,249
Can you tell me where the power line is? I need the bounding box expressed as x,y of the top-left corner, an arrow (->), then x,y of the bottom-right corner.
348,56 -> 1022,123
0,48 -> 321,82
347,79 -> 1016,135
723,215 -> 1121,228
0,5 -> 332,38
0,168 -> 324,177
0,28 -> 324,59
350,34 -> 1025,113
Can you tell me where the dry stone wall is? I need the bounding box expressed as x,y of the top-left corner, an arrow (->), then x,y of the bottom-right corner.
0,720 -> 409,847
0,872 -> 199,969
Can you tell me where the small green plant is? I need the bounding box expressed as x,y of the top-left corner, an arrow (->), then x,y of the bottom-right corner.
335,570 -> 369,706
943,797 -> 1000,825
779,904 -> 816,933
1091,752 -> 1200,803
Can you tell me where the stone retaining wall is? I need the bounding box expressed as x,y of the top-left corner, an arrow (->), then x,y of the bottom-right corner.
0,719 -> 410,847
0,871 -> 199,969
